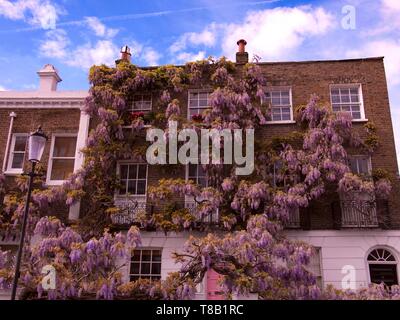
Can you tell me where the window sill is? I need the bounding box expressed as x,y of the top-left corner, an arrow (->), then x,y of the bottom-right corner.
45,180 -> 66,186
352,118 -> 368,123
3,170 -> 23,176
265,120 -> 296,125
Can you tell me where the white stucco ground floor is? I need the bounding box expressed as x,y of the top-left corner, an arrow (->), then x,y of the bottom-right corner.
2,229 -> 400,300
131,229 -> 400,298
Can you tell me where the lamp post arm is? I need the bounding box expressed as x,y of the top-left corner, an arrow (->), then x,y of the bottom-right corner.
10,161 -> 36,300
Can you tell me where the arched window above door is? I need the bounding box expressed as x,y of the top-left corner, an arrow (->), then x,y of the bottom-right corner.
367,248 -> 398,287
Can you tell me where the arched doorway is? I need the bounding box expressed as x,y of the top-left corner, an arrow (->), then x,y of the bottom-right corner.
367,248 -> 399,287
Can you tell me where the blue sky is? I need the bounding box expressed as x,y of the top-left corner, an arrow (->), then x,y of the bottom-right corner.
0,0 -> 399,165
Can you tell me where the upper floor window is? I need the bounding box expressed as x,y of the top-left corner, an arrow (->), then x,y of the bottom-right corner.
368,248 -> 398,287
6,134 -> 28,173
264,87 -> 293,122
330,85 -> 365,120
47,135 -> 77,185
117,163 -> 147,197
188,90 -> 212,118
187,164 -> 208,188
130,248 -> 162,281
132,94 -> 152,112
349,155 -> 371,175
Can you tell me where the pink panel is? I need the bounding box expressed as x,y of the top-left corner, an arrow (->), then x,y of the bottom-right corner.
206,269 -> 225,300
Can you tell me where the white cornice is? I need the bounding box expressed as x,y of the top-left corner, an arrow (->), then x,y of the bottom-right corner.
0,97 -> 86,109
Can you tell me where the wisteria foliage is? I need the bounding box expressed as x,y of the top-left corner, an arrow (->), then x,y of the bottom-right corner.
0,57 -> 396,299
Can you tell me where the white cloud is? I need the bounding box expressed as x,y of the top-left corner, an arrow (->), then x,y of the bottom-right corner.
168,6 -> 335,62
85,16 -> 118,38
65,40 -> 119,69
0,0 -> 61,29
176,51 -> 206,62
346,39 -> 400,86
221,6 -> 335,60
169,23 -> 218,54
40,29 -> 162,69
382,0 -> 400,11
39,29 -> 69,59
0,85 -> 6,91
142,48 -> 161,66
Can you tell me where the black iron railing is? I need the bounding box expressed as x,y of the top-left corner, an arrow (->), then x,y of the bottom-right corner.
340,199 -> 379,227
110,199 -> 219,226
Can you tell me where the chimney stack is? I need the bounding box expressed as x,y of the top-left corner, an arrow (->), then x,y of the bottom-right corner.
236,39 -> 248,64
37,64 -> 62,92
116,45 -> 132,65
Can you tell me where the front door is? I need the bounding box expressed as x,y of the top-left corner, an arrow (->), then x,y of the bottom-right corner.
206,269 -> 224,300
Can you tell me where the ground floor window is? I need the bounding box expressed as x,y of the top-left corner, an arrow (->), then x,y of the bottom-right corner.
368,248 -> 398,287
130,248 -> 162,281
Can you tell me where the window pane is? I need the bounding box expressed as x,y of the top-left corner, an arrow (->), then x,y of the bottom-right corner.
128,165 -> 138,179
331,95 -> 340,103
14,136 -> 27,152
189,164 -> 197,177
352,112 -> 361,119
53,137 -> 77,157
130,263 -> 140,274
358,158 -> 369,174
199,99 -> 208,107
350,88 -> 358,95
189,99 -> 198,107
331,89 -> 340,95
119,180 -> 127,195
137,180 -> 146,195
189,92 -> 198,99
141,263 -> 150,274
120,165 -> 128,179
142,250 -> 151,261
132,250 -> 141,262
152,250 -> 162,261
11,153 -> 24,169
342,95 -> 350,103
281,97 -> 290,105
137,165 -> 147,179
50,159 -> 74,180
349,158 -> 358,174
151,263 -> 161,275
127,180 -> 136,194
369,264 -> 398,287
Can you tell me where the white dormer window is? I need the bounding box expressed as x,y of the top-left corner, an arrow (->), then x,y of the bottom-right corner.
132,94 -> 152,112
330,84 -> 365,120
6,134 -> 28,174
263,87 -> 294,123
188,90 -> 212,118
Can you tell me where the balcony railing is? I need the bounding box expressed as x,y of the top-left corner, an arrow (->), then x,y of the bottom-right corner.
340,199 -> 379,228
110,199 -> 219,226
284,207 -> 301,229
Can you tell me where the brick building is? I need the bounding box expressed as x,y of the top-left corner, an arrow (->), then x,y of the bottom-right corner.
1,43 -> 400,299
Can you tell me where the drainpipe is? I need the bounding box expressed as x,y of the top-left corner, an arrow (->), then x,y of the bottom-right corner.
2,112 -> 17,173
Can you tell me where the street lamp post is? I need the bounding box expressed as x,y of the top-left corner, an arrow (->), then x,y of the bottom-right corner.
11,127 -> 47,300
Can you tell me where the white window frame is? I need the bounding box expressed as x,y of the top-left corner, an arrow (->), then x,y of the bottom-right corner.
330,84 -> 367,121
187,89 -> 212,120
366,246 -> 399,287
263,86 -> 295,124
6,133 -> 28,175
348,155 -> 372,175
46,134 -> 77,186
129,247 -> 162,281
186,163 -> 209,188
115,161 -> 148,200
132,94 -> 152,112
